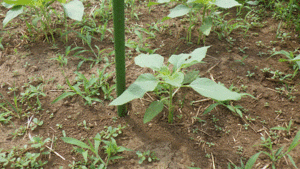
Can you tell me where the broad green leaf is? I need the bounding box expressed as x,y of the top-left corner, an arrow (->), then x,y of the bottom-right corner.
188,0 -> 211,4
51,92 -> 76,104
109,74 -> 159,105
94,133 -> 101,156
164,72 -> 184,87
158,0 -> 170,3
212,0 -> 241,8
148,1 -> 160,7
245,152 -> 261,169
269,50 -> 292,59
61,137 -> 90,149
235,107 -> 243,117
2,2 -> 14,8
199,16 -> 212,36
190,78 -> 245,101
169,46 -> 209,71
63,0 -> 84,21
288,130 -> 300,152
226,105 -> 236,113
159,65 -> 171,76
143,101 -> 164,123
168,4 -> 191,18
246,1 -> 259,5
3,5 -> 23,28
57,0 -> 66,3
135,54 -> 164,71
182,70 -> 199,84
82,150 -> 88,163
4,0 -> 32,5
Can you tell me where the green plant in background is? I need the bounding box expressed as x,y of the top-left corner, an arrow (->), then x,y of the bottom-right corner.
2,0 -> 84,42
61,126 -> 131,168
271,119 -> 293,136
21,84 -> 46,110
227,152 -> 261,169
0,92 -> 22,118
110,46 -> 251,123
52,64 -> 115,105
268,50 -> 300,78
149,0 -> 241,44
203,100 -> 245,118
136,150 -> 159,164
0,136 -> 50,168
125,28 -> 158,54
256,130 -> 300,169
0,108 -> 13,124
51,73 -> 102,106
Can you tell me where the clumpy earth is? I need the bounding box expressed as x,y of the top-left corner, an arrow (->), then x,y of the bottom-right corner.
1,1 -> 300,169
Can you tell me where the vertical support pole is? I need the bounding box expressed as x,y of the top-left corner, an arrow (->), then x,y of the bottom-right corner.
113,0 -> 126,116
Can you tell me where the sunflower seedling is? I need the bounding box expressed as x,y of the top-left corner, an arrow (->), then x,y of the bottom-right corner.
110,46 -> 250,123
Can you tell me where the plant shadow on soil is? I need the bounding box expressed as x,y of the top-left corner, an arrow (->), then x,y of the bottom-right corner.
1,2 -> 300,169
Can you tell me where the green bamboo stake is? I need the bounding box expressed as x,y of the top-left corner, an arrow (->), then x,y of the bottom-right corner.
113,0 -> 126,117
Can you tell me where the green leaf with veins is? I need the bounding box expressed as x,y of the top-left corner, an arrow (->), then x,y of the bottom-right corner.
169,46 -> 209,71
109,74 -> 159,106
3,5 -> 23,27
212,0 -> 241,8
164,72 -> 184,87
63,0 -> 84,21
143,101 -> 164,123
135,54 -> 164,71
190,78 -> 246,101
168,4 -> 191,18
199,16 -> 212,36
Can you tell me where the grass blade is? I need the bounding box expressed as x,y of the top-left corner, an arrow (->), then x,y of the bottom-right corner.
51,92 -> 76,104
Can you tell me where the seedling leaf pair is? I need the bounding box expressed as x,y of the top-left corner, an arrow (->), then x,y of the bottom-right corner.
110,47 -> 250,123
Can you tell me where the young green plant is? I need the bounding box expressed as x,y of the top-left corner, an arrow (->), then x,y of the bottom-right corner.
268,50 -> 300,78
150,0 -> 241,44
110,46 -> 250,123
256,131 -> 300,169
3,0 -> 84,42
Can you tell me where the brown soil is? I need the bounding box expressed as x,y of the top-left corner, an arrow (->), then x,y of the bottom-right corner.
1,1 -> 300,169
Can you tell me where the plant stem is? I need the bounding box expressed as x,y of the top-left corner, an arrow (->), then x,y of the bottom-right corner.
168,85 -> 173,123
113,0 -> 126,117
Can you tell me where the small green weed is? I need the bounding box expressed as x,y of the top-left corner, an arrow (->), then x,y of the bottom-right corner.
61,125 -> 130,169
136,150 -> 159,164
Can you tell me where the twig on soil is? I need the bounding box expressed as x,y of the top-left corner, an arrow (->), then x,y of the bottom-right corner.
210,73 -> 216,82
262,162 -> 271,169
49,134 -> 55,159
45,145 -> 66,160
145,92 -> 154,101
28,133 -> 65,160
265,87 -> 277,92
200,61 -> 221,76
227,158 -> 236,167
211,153 -> 216,169
191,98 -> 211,104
